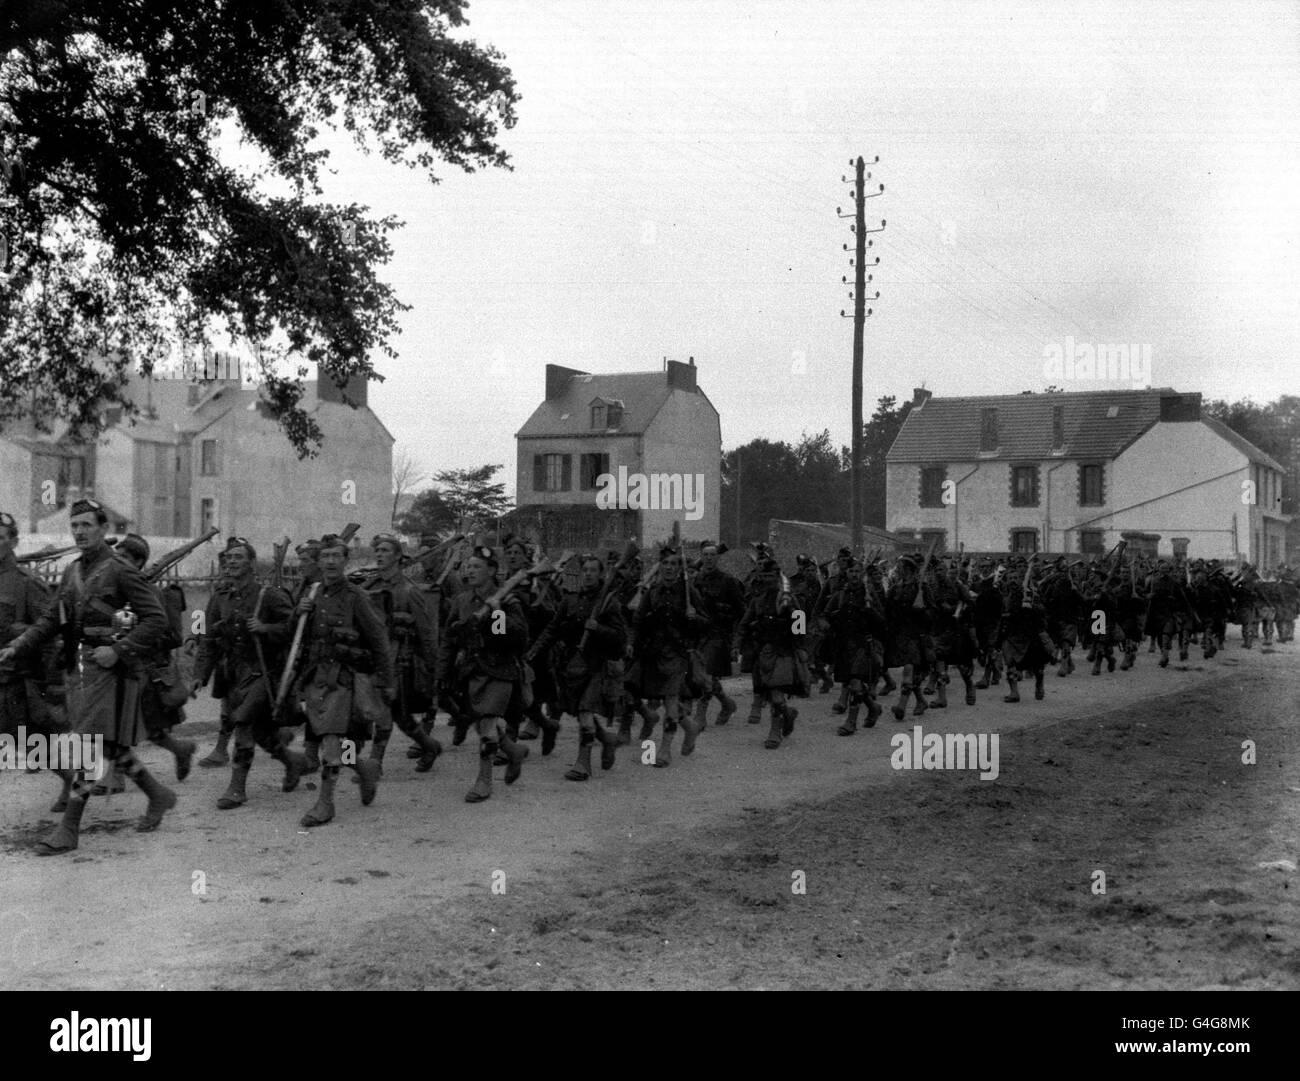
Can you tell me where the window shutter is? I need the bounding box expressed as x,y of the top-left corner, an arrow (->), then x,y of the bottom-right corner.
560,455 -> 572,491
533,455 -> 545,492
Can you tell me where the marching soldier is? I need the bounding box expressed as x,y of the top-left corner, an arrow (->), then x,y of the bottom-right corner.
436,546 -> 531,802
0,510 -> 73,812
813,547 -> 855,712
198,544 -> 236,768
0,498 -> 173,854
734,557 -> 806,749
997,573 -> 1056,702
689,540 -> 744,728
190,537 -> 307,809
1144,559 -> 1196,667
885,555 -> 934,720
628,545 -> 708,767
115,535 -> 197,781
290,533 -> 392,826
503,535 -> 561,755
362,533 -> 444,773
293,539 -> 323,604
529,553 -> 627,781
824,559 -> 886,735
1041,558 -> 1085,677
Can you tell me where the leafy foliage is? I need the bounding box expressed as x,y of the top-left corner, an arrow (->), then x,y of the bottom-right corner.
0,0 -> 518,455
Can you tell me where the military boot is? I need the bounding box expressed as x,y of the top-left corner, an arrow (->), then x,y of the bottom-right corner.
931,680 -> 948,709
865,695 -> 882,726
763,712 -> 784,749
465,742 -> 495,803
716,690 -> 737,725
354,759 -> 381,805
1034,672 -> 1046,700
564,735 -> 594,781
962,671 -> 977,706
653,723 -> 675,768
501,736 -> 528,785
274,747 -> 308,792
412,729 -> 443,773
680,711 -> 702,756
880,672 -> 898,695
974,664 -> 991,690
1003,675 -> 1021,703
616,714 -> 633,746
837,702 -> 859,736
911,685 -> 928,716
130,764 -> 178,832
831,685 -> 849,715
153,734 -> 197,781
693,698 -> 709,731
746,699 -> 762,725
1119,646 -> 1135,670
199,728 -> 232,769
891,683 -> 910,721
1091,649 -> 1103,675
782,705 -> 797,738
368,731 -> 391,773
595,722 -> 619,770
301,767 -> 337,826
217,765 -> 250,809
36,791 -> 88,856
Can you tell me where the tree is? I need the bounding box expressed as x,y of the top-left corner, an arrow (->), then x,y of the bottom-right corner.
390,445 -> 426,527
841,395 -> 912,528
0,1 -> 518,456
395,462 -> 511,537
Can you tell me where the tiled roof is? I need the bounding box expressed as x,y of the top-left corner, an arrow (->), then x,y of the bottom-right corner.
517,372 -> 680,439
1201,416 -> 1286,472
886,389 -> 1173,462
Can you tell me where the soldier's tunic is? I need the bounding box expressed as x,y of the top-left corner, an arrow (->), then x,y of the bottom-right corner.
735,591 -> 809,695
999,595 -> 1055,673
884,577 -> 934,671
532,583 -> 628,717
1041,570 -> 1084,652
364,567 -> 438,727
437,587 -> 529,719
1144,573 -> 1195,641
139,580 -> 188,737
629,580 -> 709,699
10,541 -> 166,746
296,578 -> 394,740
692,566 -> 745,678
194,577 -> 294,731
824,582 -> 887,684
0,551 -> 60,735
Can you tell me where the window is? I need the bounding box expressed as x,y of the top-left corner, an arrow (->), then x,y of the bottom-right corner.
1010,465 -> 1039,507
532,453 -> 572,492
200,439 -> 218,476
580,453 -> 610,491
918,529 -> 947,553
1052,405 -> 1064,450
919,466 -> 947,507
1079,463 -> 1104,506
200,498 -> 216,532
590,402 -> 605,429
1080,530 -> 1105,555
979,407 -> 999,452
606,402 -> 623,428
1010,529 -> 1039,555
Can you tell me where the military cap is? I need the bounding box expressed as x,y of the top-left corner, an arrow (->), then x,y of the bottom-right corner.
118,533 -> 150,564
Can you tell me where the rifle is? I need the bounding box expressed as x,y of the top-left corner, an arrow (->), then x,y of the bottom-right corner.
339,522 -> 361,546
271,536 -> 290,591
1021,553 -> 1038,608
143,527 -> 220,583
626,562 -> 660,614
253,537 -> 291,707
579,539 -> 641,652
435,533 -> 473,590
472,556 -> 554,621
16,543 -> 79,565
274,581 -> 319,721
535,549 -> 576,607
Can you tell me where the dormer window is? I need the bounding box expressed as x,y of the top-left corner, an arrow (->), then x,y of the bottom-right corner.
589,398 -> 624,430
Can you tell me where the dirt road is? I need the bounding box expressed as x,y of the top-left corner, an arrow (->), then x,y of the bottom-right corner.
2,642 -> 1296,989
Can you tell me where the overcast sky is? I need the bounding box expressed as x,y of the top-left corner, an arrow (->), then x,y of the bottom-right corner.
272,0 -> 1299,494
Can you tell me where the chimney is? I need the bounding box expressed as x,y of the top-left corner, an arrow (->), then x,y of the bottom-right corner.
1159,392 -> 1201,422
316,366 -> 368,408
912,387 -> 932,408
666,359 -> 697,392
546,364 -> 587,400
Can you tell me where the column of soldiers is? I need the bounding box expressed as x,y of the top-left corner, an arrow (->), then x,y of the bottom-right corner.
3,499 -> 1297,856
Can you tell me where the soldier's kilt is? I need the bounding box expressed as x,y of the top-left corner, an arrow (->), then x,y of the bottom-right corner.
832,642 -> 875,684
885,630 -> 934,670
65,653 -> 144,746
629,650 -> 687,698
1002,634 -> 1052,671
752,643 -> 809,696
559,653 -> 624,718
697,633 -> 733,678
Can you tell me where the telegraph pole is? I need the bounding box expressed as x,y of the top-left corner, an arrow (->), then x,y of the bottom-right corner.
839,158 -> 884,556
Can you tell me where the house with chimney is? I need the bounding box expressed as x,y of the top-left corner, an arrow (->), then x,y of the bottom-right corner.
511,358 -> 721,548
1,352 -> 394,563
886,387 -> 1290,565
